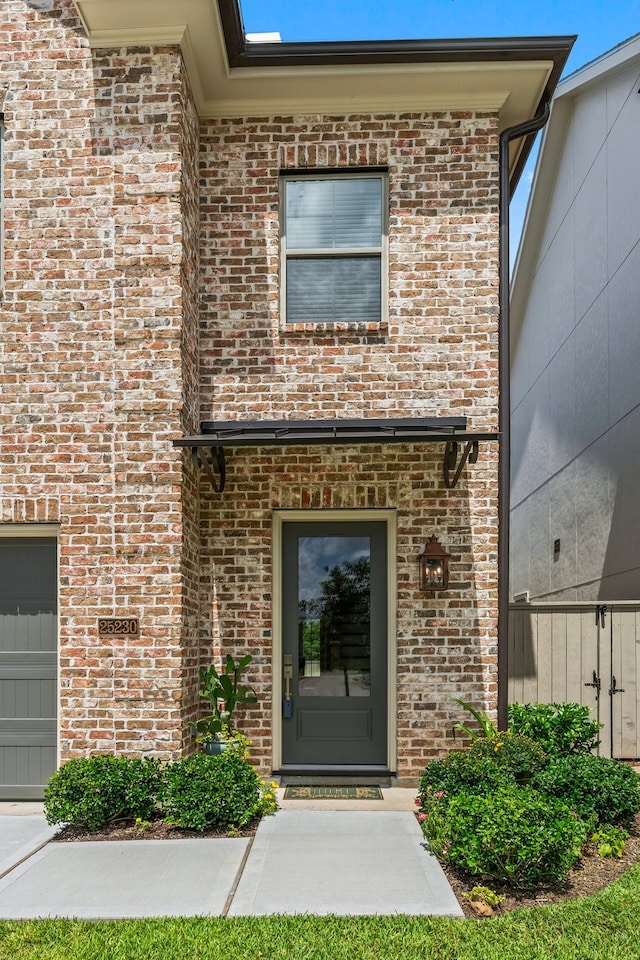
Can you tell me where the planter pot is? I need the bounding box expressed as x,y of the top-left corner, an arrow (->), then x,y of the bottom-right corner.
202,740 -> 228,756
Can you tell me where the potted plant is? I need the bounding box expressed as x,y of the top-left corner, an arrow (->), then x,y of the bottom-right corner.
192,654 -> 258,755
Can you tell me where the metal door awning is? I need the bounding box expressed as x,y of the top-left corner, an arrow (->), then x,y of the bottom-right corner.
173,417 -> 499,493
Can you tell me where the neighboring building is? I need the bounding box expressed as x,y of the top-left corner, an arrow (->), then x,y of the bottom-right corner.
510,33 -> 640,603
0,0 -> 572,797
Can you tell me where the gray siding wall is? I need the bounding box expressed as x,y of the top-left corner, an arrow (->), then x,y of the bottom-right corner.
511,58 -> 640,601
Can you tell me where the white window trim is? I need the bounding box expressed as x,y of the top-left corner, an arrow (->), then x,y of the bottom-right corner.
279,170 -> 389,327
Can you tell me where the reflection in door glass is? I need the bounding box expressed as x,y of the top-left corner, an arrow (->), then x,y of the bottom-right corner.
297,536 -> 371,697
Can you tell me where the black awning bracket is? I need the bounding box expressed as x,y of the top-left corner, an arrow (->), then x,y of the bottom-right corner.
191,445 -> 226,493
173,418 -> 497,495
443,439 -> 479,489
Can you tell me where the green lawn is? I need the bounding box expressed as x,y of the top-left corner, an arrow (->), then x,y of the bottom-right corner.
1,865 -> 639,960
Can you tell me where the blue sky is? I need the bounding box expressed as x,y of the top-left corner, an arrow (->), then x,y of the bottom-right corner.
240,1 -> 639,252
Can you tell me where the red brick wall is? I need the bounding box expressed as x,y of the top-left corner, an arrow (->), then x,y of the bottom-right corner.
198,112 -> 500,776
199,444 -> 499,778
1,1 -> 200,760
1,2 -> 500,778
199,114 -> 499,429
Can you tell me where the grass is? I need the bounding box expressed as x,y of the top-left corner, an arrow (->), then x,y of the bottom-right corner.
1,865 -> 640,960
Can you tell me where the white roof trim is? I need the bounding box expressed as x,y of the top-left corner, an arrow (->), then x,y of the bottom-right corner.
72,0 -> 555,136
558,31 -> 640,96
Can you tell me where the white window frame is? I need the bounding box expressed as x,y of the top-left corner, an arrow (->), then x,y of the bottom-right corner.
280,170 -> 388,326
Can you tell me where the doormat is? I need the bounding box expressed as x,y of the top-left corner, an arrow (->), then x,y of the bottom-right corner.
283,785 -> 384,800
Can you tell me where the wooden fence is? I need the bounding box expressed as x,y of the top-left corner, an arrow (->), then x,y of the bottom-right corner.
508,602 -> 640,759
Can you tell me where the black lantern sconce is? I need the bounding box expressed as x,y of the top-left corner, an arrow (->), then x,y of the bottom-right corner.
418,536 -> 450,591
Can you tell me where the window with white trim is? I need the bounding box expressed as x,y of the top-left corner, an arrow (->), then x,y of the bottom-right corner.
281,172 -> 387,325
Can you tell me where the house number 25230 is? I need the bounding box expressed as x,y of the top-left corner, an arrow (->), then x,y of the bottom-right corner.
97,617 -> 139,637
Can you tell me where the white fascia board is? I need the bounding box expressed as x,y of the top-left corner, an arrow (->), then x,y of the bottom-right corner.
557,31 -> 640,98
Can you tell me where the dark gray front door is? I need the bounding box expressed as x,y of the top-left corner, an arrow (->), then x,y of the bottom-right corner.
281,521 -> 388,767
0,538 -> 57,799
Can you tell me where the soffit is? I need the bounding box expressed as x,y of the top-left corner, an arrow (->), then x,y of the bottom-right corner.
72,0 -> 572,178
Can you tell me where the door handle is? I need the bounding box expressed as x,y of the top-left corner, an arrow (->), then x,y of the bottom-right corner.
283,653 -> 293,698
283,654 -> 293,718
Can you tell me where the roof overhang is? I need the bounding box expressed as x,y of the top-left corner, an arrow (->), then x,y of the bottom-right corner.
71,0 -> 574,184
173,417 -> 499,493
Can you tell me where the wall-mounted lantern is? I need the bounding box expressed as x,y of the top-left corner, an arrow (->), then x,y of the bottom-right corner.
418,536 -> 450,591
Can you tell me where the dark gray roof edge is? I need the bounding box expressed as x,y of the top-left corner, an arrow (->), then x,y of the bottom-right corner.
231,37 -> 576,68
219,2 -> 575,70
218,2 -> 574,189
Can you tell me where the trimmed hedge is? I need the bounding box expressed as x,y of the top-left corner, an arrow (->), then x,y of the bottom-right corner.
44,749 -> 268,834
531,753 -> 640,828
419,750 -> 514,805
440,786 -> 588,889
418,701 -> 639,889
468,732 -> 547,781
160,750 -> 261,831
508,702 -> 601,756
44,755 -> 163,831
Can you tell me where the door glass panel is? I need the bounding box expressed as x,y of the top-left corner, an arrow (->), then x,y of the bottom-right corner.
297,536 -> 371,697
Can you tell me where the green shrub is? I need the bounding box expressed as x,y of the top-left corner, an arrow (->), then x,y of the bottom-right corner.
468,732 -> 547,781
419,750 -> 513,805
590,824 -> 629,858
462,886 -> 504,908
417,787 -> 450,858
44,756 -> 164,831
441,786 -> 588,888
450,696 -> 498,741
508,702 -> 601,756
161,750 -> 261,831
531,753 -> 640,828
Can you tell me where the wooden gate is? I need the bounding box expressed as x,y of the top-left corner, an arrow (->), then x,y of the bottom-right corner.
508,602 -> 640,759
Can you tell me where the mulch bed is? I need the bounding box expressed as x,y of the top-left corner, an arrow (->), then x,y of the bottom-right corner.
52,816 -> 260,843
438,812 -> 640,917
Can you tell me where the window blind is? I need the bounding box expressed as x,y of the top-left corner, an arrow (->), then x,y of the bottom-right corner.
283,175 -> 384,324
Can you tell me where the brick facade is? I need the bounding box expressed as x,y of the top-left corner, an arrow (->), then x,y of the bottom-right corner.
1,1 -> 200,761
197,112 -> 500,774
1,1 -> 500,779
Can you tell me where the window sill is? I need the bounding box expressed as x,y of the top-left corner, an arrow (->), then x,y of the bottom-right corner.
281,319 -> 388,336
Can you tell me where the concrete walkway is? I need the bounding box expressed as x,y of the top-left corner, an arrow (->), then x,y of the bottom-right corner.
0,792 -> 463,920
